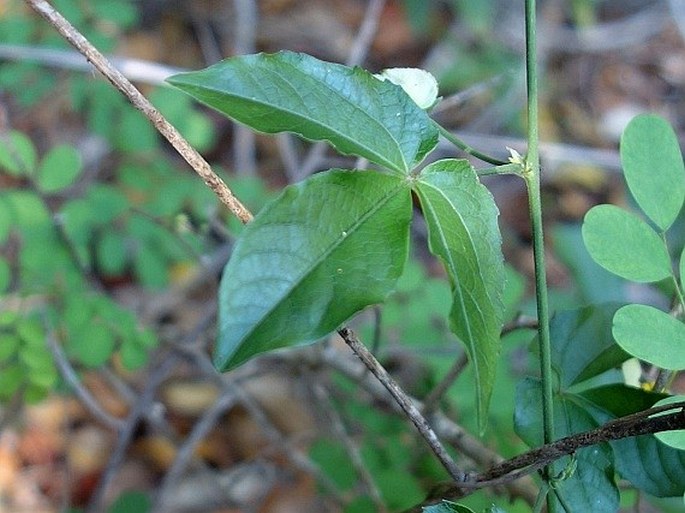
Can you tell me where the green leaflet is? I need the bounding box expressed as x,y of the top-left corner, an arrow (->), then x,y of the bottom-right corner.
612,304 -> 685,370
414,159 -> 504,432
167,51 -> 438,175
582,204 -> 671,283
620,114 -> 685,231
216,170 -> 412,371
36,144 -> 82,193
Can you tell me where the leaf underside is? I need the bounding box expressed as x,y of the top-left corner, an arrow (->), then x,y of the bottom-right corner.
216,170 -> 412,371
414,159 -> 504,432
168,51 -> 438,174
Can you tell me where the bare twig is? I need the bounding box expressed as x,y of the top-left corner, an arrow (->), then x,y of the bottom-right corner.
141,243 -> 232,324
296,0 -> 386,180
416,402 -> 685,509
0,43 -> 185,85
311,379 -> 387,511
275,133 -> 302,182
346,0 -> 386,67
86,354 -> 178,513
421,351 -> 468,415
45,328 -> 125,432
337,327 -> 468,483
317,344 -> 538,503
231,0 -> 258,176
184,350 -> 346,504
24,0 -> 253,224
154,388 -> 239,512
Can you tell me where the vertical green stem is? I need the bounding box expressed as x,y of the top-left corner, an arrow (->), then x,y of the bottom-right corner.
523,0 -> 556,506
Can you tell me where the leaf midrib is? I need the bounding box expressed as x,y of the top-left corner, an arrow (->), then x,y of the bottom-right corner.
418,181 -> 488,389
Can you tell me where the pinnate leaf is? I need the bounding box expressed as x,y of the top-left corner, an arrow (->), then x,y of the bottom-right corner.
582,204 -> 671,282
414,159 -> 504,431
621,114 -> 685,231
168,51 -> 438,174
216,170 -> 412,371
612,304 -> 685,370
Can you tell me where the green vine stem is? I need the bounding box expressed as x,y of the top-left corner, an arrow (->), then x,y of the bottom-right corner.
434,122 -> 508,166
523,0 -> 556,508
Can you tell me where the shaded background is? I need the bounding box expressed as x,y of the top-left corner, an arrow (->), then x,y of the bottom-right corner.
1,1 -> 685,512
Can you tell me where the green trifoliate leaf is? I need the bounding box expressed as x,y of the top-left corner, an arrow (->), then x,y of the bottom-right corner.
414,159 -> 504,432
613,304 -> 685,370
620,114 -> 685,231
216,170 -> 412,371
582,204 -> 671,283
167,51 -> 438,175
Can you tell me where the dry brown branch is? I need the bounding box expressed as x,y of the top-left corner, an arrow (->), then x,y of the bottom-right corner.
337,327 -> 468,483
24,0 -> 253,224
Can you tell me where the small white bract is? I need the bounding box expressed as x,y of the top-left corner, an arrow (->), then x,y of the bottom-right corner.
507,146 -> 525,166
374,68 -> 439,110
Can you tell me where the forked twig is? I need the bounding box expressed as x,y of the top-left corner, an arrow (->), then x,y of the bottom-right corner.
24,0 -> 253,224
337,327 -> 469,484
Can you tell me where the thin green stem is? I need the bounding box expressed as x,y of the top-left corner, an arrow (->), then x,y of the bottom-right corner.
524,1 -> 556,510
655,233 -> 684,392
435,122 -> 508,166
660,233 -> 685,312
476,163 -> 523,177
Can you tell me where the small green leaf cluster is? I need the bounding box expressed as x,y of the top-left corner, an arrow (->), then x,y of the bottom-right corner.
0,1 -> 224,405
0,312 -> 58,403
582,115 -> 685,369
0,124 -> 227,397
509,114 -> 685,511
514,304 -> 685,511
58,293 -> 157,369
580,114 -> 685,477
169,51 -> 507,431
0,0 -> 138,107
310,380 -> 441,512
